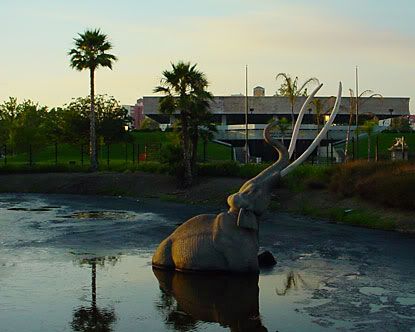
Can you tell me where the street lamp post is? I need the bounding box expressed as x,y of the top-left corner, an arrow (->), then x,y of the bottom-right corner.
245,65 -> 249,164
250,108 -> 254,158
355,66 -> 359,159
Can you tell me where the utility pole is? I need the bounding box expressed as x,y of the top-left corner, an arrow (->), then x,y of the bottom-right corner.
355,66 -> 359,159
245,65 -> 249,164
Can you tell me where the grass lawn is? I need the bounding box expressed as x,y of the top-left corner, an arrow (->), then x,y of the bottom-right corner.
346,132 -> 415,160
0,131 -> 232,167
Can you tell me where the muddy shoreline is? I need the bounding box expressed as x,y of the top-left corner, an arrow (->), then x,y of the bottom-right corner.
0,172 -> 413,232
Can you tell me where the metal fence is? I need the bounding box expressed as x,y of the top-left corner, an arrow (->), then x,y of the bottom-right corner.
0,141 -> 233,169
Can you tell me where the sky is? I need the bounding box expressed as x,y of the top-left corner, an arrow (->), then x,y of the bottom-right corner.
1,0 -> 414,112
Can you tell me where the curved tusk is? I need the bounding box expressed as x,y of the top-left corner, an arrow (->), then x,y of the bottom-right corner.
288,83 -> 323,159
281,82 -> 342,177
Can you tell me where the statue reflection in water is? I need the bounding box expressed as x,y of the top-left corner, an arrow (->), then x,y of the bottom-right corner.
153,268 -> 268,332
71,256 -> 118,332
275,271 -> 311,296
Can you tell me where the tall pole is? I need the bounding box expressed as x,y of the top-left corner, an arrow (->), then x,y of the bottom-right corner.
245,65 -> 249,164
355,66 -> 359,159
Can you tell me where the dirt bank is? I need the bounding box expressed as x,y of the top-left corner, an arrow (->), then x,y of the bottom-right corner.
0,172 -> 413,233
0,172 -> 244,208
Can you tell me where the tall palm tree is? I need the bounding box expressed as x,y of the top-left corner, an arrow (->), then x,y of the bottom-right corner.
69,29 -> 117,171
275,73 -> 319,157
154,61 -> 212,187
275,74 -> 319,129
344,89 -> 382,162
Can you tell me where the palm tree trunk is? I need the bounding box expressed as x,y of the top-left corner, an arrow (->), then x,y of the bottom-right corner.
344,107 -> 354,162
181,115 -> 192,187
190,130 -> 199,176
90,69 -> 98,171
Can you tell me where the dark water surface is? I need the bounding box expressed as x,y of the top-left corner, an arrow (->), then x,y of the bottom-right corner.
0,193 -> 414,331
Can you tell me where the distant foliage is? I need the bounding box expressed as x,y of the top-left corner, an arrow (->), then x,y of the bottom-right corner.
64,95 -> 131,144
0,95 -> 130,151
0,98 -> 49,152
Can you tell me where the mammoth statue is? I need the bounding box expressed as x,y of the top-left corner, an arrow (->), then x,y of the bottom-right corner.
152,82 -> 342,273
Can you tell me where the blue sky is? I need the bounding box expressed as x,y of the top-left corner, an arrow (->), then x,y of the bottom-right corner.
1,0 -> 414,111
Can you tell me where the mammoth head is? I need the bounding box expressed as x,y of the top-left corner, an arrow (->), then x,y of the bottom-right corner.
227,121 -> 289,231
227,182 -> 271,231
227,83 -> 343,233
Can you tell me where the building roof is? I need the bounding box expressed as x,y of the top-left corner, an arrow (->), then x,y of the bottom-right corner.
142,95 -> 410,116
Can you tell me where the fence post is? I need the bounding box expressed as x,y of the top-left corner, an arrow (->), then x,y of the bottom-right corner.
230,146 -> 233,161
330,140 -> 334,164
107,144 -> 110,170
3,145 -> 6,166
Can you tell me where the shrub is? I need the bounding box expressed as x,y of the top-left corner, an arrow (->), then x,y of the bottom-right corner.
356,168 -> 415,210
197,161 -> 239,177
159,143 -> 184,178
329,161 -> 415,210
238,163 -> 270,178
136,161 -> 168,174
283,164 -> 334,191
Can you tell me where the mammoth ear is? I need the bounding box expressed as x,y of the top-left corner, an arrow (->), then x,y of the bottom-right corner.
237,208 -> 258,231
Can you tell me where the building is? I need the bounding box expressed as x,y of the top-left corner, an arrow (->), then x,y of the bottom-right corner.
123,99 -> 144,129
138,88 -> 410,161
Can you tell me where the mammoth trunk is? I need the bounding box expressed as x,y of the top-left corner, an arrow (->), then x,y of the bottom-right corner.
248,121 -> 289,187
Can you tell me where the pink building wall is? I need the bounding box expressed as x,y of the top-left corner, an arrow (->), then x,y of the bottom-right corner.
131,99 -> 144,129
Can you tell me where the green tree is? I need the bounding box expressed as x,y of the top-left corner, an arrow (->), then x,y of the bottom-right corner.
69,29 -> 117,171
0,98 -> 49,153
154,61 -> 213,187
64,95 -> 130,145
0,97 -> 19,147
